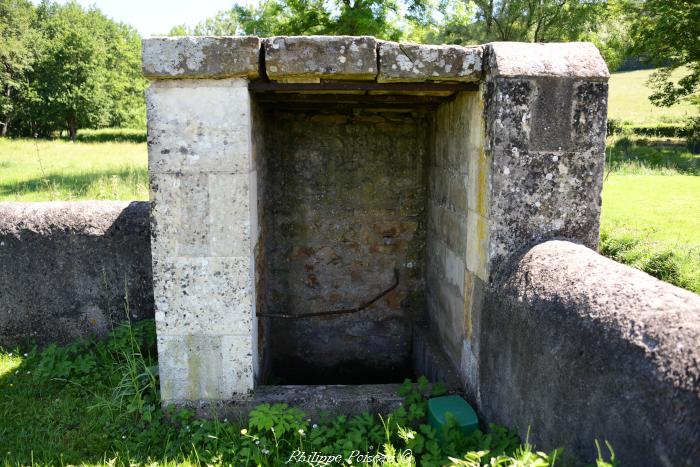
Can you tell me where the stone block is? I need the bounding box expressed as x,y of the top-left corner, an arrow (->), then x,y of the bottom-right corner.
209,173 -> 251,257
444,247 -> 466,296
158,334 -> 254,400
178,173 -> 210,257
153,256 -> 253,336
378,42 -> 482,82
265,36 -> 377,82
447,172 -> 467,213
150,172 -> 190,259
146,79 -> 251,174
572,80 -> 608,153
487,148 -> 604,267
142,36 -> 261,79
150,173 -> 251,259
442,210 -> 467,259
486,42 -> 609,79
530,77 -> 574,152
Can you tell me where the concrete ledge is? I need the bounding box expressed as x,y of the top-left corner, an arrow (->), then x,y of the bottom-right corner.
378,42 -> 482,82
0,202 -> 154,347
167,384 -> 404,420
485,42 -> 609,79
264,36 -> 378,82
142,36 -> 261,79
481,240 -> 700,466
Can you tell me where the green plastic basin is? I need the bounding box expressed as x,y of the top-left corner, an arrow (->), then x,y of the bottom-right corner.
427,395 -> 479,440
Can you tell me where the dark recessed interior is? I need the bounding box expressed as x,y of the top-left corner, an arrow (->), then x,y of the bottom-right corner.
251,85 -> 468,385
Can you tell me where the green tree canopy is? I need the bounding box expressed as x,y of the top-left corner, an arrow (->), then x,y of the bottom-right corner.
0,0 -> 39,136
0,0 -> 145,138
630,0 -> 700,108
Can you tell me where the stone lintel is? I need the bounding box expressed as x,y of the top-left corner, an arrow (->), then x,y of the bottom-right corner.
485,42 -> 610,80
142,36 -> 261,79
264,36 -> 378,82
378,41 -> 483,83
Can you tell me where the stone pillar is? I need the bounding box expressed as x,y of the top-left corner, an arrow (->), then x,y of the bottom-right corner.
461,42 -> 610,402
142,37 -> 261,403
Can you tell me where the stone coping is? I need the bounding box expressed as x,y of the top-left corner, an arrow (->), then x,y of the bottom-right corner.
142,36 -> 609,83
496,240 -> 700,393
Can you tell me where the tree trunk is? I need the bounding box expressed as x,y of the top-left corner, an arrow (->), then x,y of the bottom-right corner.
0,121 -> 7,137
69,126 -> 77,141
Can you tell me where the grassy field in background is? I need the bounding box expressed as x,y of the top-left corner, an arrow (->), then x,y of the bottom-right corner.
600,135 -> 699,293
607,68 -> 698,125
0,136 -> 147,201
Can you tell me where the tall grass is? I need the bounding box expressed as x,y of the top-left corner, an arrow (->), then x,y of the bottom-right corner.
600,135 -> 700,294
0,133 -> 147,201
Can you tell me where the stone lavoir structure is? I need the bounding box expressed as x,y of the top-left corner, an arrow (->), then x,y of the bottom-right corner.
137,36 -> 700,465
143,35 -> 610,401
3,35 -> 698,467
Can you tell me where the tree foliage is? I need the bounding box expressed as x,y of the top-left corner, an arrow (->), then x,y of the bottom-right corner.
169,0 -> 407,39
0,0 -> 39,136
630,0 -> 700,107
3,0 -> 695,138
0,0 -> 145,138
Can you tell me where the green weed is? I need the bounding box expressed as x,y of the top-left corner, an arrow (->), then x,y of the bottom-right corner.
600,228 -> 700,293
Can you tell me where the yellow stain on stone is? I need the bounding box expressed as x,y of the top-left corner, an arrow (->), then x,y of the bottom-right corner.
185,334 -> 200,399
464,271 -> 474,341
459,87 -> 490,341
475,148 -> 489,217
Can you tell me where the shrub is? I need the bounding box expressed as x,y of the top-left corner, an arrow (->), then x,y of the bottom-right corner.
685,117 -> 700,154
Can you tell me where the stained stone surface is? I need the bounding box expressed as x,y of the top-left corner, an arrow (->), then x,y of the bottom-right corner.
482,74 -> 608,273
486,41 -> 610,79
378,42 -> 482,82
264,36 -> 377,82
0,202 -> 153,348
142,36 -> 261,79
158,334 -> 254,400
146,79 -> 251,174
147,77 -> 257,400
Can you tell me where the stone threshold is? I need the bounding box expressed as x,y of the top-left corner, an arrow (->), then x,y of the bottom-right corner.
167,384 -> 407,420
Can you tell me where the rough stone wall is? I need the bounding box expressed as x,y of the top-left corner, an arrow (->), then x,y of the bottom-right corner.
480,240 -> 700,466
261,109 -> 430,384
481,42 -> 609,274
0,202 -> 153,347
450,42 -> 610,406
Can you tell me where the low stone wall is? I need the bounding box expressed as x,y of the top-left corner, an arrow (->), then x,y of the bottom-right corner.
0,202 -> 153,347
479,240 -> 700,466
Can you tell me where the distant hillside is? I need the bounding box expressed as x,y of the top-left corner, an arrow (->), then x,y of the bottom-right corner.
608,68 -> 698,125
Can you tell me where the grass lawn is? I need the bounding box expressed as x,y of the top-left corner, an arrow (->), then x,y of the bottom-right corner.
607,68 -> 698,125
602,174 -> 700,246
0,137 -> 147,201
